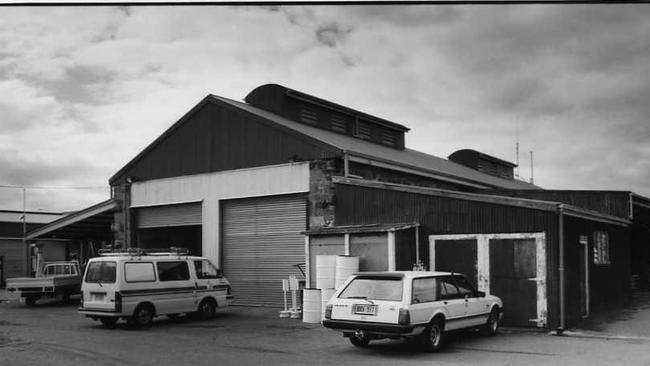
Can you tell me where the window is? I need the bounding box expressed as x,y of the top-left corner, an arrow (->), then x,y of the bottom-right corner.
453,275 -> 475,297
125,262 -> 156,282
339,276 -> 403,301
156,261 -> 190,281
593,231 -> 610,265
412,277 -> 438,304
85,261 -> 117,284
439,276 -> 460,299
194,260 -> 221,279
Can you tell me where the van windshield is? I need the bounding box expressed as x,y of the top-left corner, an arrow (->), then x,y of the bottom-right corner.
339,277 -> 403,301
85,261 -> 117,284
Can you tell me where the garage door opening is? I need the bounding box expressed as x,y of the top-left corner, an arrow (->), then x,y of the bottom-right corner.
137,226 -> 202,256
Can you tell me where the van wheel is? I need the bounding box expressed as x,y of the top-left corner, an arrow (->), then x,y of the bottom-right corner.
349,333 -> 370,347
197,299 -> 216,320
132,305 -> 154,327
100,317 -> 118,328
482,307 -> 499,336
422,319 -> 444,352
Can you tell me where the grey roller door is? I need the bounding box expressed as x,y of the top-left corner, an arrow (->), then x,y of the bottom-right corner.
136,202 -> 202,228
222,195 -> 306,307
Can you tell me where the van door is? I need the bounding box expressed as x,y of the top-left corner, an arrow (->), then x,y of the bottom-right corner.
155,261 -> 196,314
82,260 -> 118,312
193,259 -> 226,306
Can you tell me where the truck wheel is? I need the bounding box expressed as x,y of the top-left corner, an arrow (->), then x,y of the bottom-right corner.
422,319 -> 444,352
482,307 -> 499,336
132,305 -> 154,327
25,296 -> 38,306
100,317 -> 118,328
349,333 -> 370,347
197,299 -> 216,320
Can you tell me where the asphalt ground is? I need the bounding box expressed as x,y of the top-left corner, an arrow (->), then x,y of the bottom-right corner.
1,289 -> 650,366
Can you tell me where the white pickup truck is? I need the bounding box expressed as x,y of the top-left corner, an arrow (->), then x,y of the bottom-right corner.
6,261 -> 82,306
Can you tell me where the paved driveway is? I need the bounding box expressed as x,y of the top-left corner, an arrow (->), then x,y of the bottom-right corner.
1,289 -> 650,365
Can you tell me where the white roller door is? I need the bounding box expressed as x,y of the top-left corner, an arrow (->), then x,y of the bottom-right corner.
222,195 -> 306,307
136,202 -> 202,228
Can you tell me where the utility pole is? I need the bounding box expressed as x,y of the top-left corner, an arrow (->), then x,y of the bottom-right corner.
22,188 -> 29,276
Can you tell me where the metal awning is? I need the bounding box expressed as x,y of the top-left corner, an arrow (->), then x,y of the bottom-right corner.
26,199 -> 116,240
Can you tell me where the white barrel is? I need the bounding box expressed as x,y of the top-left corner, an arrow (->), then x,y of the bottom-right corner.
321,288 -> 336,320
316,255 -> 337,290
302,288 -> 322,324
335,255 -> 359,289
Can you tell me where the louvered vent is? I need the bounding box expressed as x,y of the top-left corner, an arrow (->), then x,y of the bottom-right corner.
355,120 -> 371,139
300,107 -> 318,125
381,131 -> 396,146
330,115 -> 347,133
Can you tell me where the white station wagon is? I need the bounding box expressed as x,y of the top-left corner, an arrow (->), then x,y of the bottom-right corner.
78,248 -> 233,328
322,271 -> 503,351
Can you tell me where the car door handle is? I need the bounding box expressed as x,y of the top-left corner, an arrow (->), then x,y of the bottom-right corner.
443,301 -> 448,305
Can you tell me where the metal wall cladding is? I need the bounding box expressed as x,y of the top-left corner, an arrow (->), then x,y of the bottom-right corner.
0,239 -> 26,279
334,184 -> 561,328
136,202 -> 202,228
222,194 -> 307,307
111,101 -> 338,184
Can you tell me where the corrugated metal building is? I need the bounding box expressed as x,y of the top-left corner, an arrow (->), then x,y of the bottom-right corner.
0,210 -> 64,285
104,83 -> 649,330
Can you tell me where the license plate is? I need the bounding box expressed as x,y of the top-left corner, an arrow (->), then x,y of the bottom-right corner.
353,304 -> 377,315
90,293 -> 105,301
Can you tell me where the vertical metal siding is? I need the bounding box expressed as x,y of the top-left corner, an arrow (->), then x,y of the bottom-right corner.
222,194 -> 307,307
334,184 -> 561,329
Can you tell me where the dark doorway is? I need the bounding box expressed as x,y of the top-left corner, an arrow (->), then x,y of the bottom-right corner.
434,239 -> 478,289
137,226 -> 202,256
489,238 -> 537,327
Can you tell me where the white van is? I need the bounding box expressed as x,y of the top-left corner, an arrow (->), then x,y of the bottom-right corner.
78,248 -> 233,328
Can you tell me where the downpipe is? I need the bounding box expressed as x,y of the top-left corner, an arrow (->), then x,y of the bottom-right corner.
556,204 -> 566,335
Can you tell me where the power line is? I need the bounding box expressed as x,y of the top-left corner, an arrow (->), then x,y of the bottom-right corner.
0,184 -> 109,190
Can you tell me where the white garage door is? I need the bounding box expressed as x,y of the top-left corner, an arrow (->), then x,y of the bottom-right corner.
222,195 -> 306,307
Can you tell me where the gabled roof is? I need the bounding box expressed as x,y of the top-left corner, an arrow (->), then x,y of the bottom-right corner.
110,89 -> 539,190
214,96 -> 539,190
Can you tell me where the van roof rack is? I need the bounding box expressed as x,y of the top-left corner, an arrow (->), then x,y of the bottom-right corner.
98,247 -> 190,257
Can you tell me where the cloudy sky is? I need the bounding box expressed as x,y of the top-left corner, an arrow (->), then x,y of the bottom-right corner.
1,4 -> 649,212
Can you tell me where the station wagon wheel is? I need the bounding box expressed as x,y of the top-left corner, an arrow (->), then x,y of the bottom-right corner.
349,333 -> 370,347
197,299 -> 216,320
24,296 -> 38,306
422,319 -> 444,352
100,317 -> 118,328
483,307 -> 499,336
132,305 -> 154,327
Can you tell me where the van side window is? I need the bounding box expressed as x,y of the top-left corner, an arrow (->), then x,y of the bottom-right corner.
125,262 -> 156,282
157,261 -> 190,281
194,260 -> 220,279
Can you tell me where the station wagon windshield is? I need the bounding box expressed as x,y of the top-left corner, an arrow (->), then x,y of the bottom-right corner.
339,277 -> 403,301
84,261 -> 116,284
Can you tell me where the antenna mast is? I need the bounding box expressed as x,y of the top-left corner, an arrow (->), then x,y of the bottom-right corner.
515,119 -> 520,179
530,151 -> 534,184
